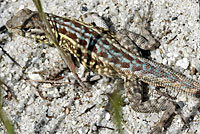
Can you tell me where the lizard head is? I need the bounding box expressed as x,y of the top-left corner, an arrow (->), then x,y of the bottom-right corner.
6,8 -> 47,42
6,8 -> 36,36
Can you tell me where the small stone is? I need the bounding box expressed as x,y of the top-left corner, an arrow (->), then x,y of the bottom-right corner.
19,5 -> 25,10
28,73 -> 43,80
176,58 -> 189,69
162,58 -> 168,65
105,112 -> 110,120
92,125 -> 97,131
65,107 -> 70,115
42,83 -> 52,88
72,120 -> 77,125
171,16 -> 178,21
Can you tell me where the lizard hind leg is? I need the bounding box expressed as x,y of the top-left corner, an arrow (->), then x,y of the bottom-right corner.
125,79 -> 177,133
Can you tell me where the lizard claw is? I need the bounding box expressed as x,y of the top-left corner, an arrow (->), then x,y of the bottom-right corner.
150,123 -> 163,134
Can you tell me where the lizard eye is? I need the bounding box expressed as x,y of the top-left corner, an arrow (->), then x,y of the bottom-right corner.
23,27 -> 30,32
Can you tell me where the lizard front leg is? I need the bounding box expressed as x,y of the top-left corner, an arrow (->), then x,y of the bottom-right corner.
79,12 -> 109,29
121,2 -> 160,51
125,79 -> 177,133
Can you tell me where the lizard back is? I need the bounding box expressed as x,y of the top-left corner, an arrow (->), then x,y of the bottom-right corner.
6,8 -> 200,97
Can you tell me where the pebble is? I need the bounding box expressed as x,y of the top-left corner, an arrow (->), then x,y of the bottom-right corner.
176,58 -> 189,69
28,72 -> 43,80
105,112 -> 110,120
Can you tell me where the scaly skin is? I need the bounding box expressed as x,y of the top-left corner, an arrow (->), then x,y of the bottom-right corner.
5,8 -> 200,133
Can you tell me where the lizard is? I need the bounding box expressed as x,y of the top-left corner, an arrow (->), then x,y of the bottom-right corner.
5,8 -> 200,133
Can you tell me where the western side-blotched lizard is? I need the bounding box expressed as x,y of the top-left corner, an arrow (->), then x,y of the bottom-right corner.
5,8 -> 200,133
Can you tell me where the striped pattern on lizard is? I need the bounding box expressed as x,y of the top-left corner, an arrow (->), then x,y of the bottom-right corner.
5,8 -> 200,133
